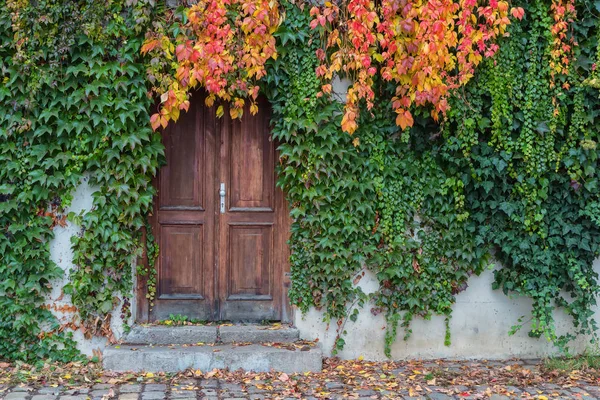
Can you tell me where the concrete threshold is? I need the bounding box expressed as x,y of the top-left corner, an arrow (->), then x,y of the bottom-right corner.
124,325 -> 218,345
103,344 -> 322,373
123,324 -> 299,345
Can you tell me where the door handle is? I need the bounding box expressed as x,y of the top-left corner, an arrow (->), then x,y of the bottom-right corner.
219,183 -> 226,214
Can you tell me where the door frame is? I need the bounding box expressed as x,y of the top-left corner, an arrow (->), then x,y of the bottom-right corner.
135,97 -> 292,324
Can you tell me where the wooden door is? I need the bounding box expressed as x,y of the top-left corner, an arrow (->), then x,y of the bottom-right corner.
144,94 -> 290,322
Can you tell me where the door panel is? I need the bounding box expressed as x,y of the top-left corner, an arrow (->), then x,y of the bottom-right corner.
150,92 -> 217,321
159,109 -> 205,210
218,98 -> 285,321
229,109 -> 274,211
227,224 -> 273,300
159,225 -> 204,298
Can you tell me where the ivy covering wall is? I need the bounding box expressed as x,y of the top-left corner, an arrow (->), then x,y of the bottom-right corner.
1,0 -> 600,363
0,0 -> 162,361
265,1 -> 600,355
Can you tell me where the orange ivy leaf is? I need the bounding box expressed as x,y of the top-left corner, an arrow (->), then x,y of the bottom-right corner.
510,7 -> 525,20
396,110 -> 414,131
150,113 -> 161,131
141,39 -> 160,54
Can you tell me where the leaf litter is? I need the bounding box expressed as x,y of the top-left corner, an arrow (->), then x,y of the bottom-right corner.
1,358 -> 599,398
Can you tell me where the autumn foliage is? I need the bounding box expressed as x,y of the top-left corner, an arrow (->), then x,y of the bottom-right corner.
142,0 -> 524,133
310,0 -> 523,134
142,0 -> 280,130
549,0 -> 576,80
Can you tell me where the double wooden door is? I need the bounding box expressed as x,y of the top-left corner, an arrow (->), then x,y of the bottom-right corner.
144,93 -> 290,322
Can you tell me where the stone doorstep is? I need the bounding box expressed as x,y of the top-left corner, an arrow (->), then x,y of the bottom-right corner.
218,325 -> 299,344
123,326 -> 217,345
122,325 -> 299,345
103,344 -> 322,373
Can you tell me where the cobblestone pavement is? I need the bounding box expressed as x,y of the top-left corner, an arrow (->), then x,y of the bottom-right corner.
2,378 -> 599,399
2,359 -> 600,399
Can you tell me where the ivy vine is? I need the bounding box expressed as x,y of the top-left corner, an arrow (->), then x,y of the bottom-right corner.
0,0 -> 162,361
267,0 -> 600,356
443,0 -> 600,350
2,0 -> 600,364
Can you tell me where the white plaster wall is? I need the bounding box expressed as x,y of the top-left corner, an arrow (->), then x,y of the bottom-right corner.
294,262 -> 600,360
48,177 -> 130,356
291,75 -> 600,360
49,182 -> 600,361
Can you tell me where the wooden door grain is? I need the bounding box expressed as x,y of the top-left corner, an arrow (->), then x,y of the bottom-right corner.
217,98 -> 288,321
149,92 -> 218,321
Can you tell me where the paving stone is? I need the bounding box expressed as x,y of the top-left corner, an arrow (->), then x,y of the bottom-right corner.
58,396 -> 89,400
324,382 -> 344,390
584,386 -> 600,396
120,385 -> 141,393
169,391 -> 197,398
489,395 -> 510,400
172,379 -> 197,386
542,383 -> 560,390
199,380 -> 218,388
38,387 -> 63,395
118,394 -> 139,400
427,393 -> 453,400
390,368 -> 406,375
5,393 -> 31,400
92,384 -> 112,390
504,386 -> 521,393
143,385 -> 166,392
220,383 -> 243,390
31,396 -> 58,400
247,386 -> 267,394
355,389 -> 377,396
140,392 -> 165,400
201,388 -> 218,396
90,389 -> 110,397
571,387 -> 589,394
11,387 -> 34,392
249,395 -> 265,400
62,389 -> 89,395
